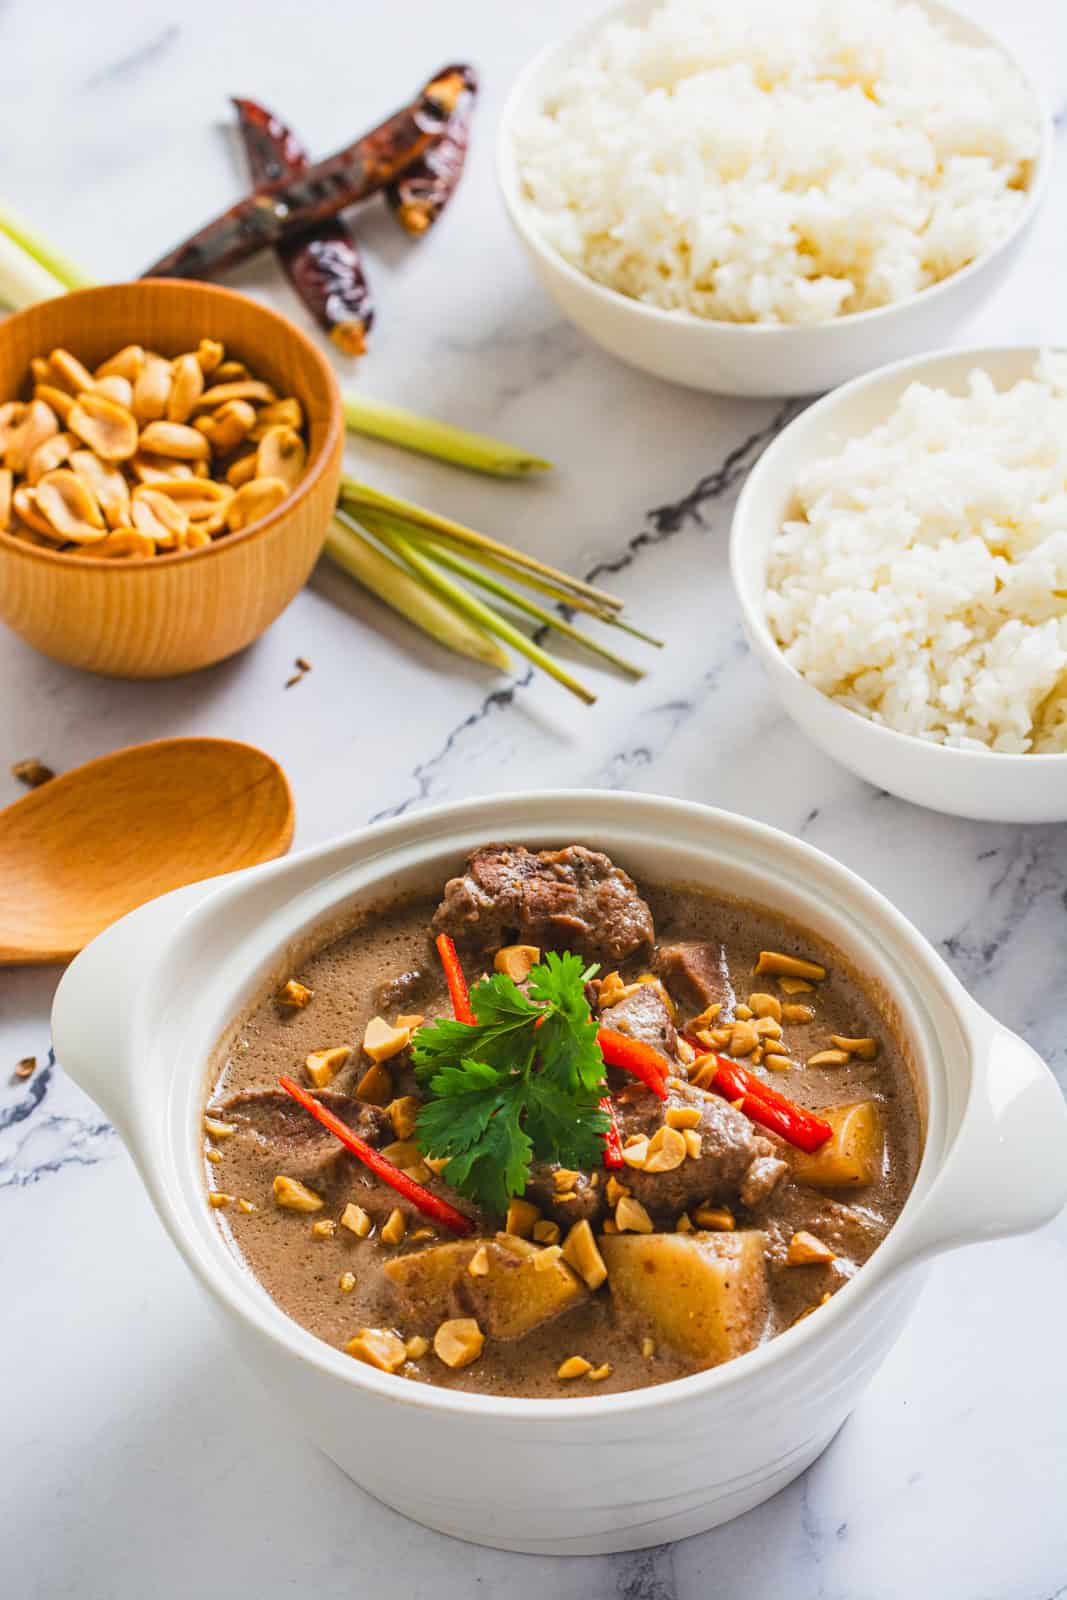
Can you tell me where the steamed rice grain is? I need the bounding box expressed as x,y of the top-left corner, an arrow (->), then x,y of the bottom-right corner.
515,0 -> 1041,325
765,354 -> 1067,754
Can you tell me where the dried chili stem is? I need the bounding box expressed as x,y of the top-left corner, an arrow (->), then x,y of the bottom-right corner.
380,527 -> 597,704
144,65 -> 466,280
338,477 -> 624,611
342,392 -> 550,477
325,513 -> 510,671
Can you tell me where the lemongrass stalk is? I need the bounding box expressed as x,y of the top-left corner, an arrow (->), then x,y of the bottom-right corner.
325,515 -> 511,672
359,512 -> 643,680
0,229 -> 66,311
380,527 -> 596,705
343,393 -> 551,478
0,202 -> 93,291
339,476 -> 624,612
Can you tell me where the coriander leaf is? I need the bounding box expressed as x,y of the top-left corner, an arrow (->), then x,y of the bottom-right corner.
523,1076 -> 609,1171
427,1057 -> 509,1099
528,951 -> 604,1096
419,1081 -> 531,1214
410,972 -> 541,1084
469,972 -> 542,1028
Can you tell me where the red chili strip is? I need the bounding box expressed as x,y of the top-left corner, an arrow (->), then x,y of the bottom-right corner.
434,932 -> 475,1024
598,1096 -> 625,1169
279,1076 -> 475,1234
681,1038 -> 832,1153
597,1028 -> 669,1101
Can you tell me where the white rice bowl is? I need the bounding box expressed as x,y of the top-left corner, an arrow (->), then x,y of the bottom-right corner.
765,354 -> 1067,754
514,0 -> 1041,326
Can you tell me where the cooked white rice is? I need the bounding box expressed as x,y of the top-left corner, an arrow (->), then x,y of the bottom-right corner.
765,354 -> 1067,754
514,0 -> 1040,325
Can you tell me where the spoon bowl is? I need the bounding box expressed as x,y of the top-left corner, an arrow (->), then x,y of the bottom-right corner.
0,737 -> 294,964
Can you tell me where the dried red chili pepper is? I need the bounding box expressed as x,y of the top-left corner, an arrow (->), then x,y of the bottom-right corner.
232,97 -> 374,357
144,65 -> 467,281
385,63 -> 477,235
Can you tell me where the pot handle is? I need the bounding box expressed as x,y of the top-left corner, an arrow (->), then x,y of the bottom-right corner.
899,1020 -> 1067,1264
51,879 -> 223,1137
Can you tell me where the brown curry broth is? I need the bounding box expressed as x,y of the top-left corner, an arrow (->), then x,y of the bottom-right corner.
206,881 -> 921,1398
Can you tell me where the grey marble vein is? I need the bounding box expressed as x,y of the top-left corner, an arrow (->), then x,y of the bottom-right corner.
84,25 -> 180,89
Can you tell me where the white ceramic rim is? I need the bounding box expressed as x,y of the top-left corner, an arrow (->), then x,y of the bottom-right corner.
730,342 -> 1067,773
146,789 -> 982,1422
496,0 -> 1053,339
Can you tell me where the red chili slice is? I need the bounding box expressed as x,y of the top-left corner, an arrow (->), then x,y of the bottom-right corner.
596,1028 -> 669,1101
279,1076 -> 475,1235
434,932 -> 475,1024
681,1038 -> 833,1154
598,1095 -> 625,1169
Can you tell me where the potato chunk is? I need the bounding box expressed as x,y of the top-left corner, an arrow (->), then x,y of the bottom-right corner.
599,1231 -> 767,1368
790,1101 -> 883,1189
384,1237 -> 587,1341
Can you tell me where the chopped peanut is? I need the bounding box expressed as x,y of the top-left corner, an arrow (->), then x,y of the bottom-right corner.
311,1219 -> 337,1239
555,1190 -> 578,1204
203,1115 -> 236,1140
692,1204 -> 735,1231
553,1168 -> 581,1191
381,1140 -> 422,1171
676,1037 -> 696,1066
340,1203 -> 372,1238
468,1245 -> 491,1276
778,976 -> 815,995
782,1003 -> 815,1025
754,1017 -> 783,1039
806,1050 -> 851,1068
205,1149 -> 222,1164
362,1015 -> 410,1064
410,1228 -> 434,1242
831,1035 -> 878,1059
433,1318 -> 485,1369
728,1021 -> 760,1057
689,1057 -> 717,1091
272,1175 -> 324,1213
405,1335 -> 430,1360
424,1156 -> 450,1176
643,1125 -> 687,1173
380,1209 -> 407,1246
793,1291 -> 833,1325
602,1218 -> 619,1234
605,1175 -> 630,1207
665,1105 -> 702,1130
236,1199 -> 257,1215
561,1219 -> 608,1290
595,971 -> 630,1009
305,1045 -> 351,1089
748,992 -> 783,1022
338,1272 -> 357,1293
675,1213 -> 693,1232
396,1012 -> 425,1032
734,1003 -> 753,1021
533,1220 -> 561,1246
505,1197 -> 540,1238
763,1054 -> 798,1074
354,1062 -> 393,1106
387,1095 -> 421,1140
275,978 -> 312,1009
493,944 -> 541,983
787,1230 -> 836,1266
532,1245 -> 564,1273
641,1336 -> 656,1359
208,1192 -> 232,1209
345,1328 -> 407,1373
557,1356 -> 593,1380
689,1003 -> 722,1030
621,1136 -> 650,1170
682,1129 -> 702,1160
756,951 -> 827,982
615,1196 -> 654,1234
588,1363 -> 612,1382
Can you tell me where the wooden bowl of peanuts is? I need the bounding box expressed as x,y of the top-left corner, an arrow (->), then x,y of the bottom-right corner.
0,280 -> 343,677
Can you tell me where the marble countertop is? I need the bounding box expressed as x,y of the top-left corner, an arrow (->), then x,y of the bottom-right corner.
3,1 -> 1067,1594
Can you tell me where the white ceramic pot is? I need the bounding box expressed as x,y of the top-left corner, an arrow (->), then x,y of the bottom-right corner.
52,792 -> 1067,1555
731,345 -> 1067,823
496,0 -> 1051,399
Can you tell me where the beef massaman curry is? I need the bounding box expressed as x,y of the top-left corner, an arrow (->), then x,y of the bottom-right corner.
205,845 -> 920,1396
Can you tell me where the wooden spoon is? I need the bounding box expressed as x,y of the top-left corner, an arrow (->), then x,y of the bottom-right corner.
0,738 -> 294,964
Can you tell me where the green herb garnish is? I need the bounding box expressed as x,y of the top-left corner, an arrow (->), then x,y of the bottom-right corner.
412,952 -> 609,1213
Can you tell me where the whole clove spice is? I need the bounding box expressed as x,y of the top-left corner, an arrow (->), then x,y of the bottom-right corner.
144,66 -> 466,281
11,758 -> 55,788
386,64 -> 477,235
233,98 -> 375,357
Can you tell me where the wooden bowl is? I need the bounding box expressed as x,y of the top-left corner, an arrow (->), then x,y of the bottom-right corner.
0,281 -> 343,677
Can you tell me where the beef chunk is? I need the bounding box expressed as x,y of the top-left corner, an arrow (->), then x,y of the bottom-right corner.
524,1164 -> 606,1229
653,941 -> 731,1013
433,843 -> 654,964
217,1088 -> 388,1191
599,984 -> 677,1064
618,1084 -> 781,1222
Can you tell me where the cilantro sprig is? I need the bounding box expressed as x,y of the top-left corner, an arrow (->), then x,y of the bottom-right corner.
413,952 -> 609,1213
